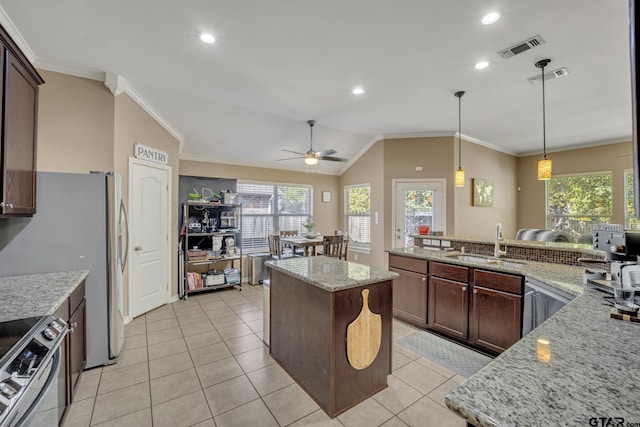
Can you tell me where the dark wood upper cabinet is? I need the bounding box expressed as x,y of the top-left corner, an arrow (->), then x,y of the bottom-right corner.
0,24 -> 44,217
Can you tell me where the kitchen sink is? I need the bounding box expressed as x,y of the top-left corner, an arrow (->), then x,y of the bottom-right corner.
445,254 -> 526,268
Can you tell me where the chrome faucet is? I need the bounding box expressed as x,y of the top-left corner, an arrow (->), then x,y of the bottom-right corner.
494,222 -> 507,258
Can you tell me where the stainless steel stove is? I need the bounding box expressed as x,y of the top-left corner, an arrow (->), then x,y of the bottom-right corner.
0,316 -> 68,427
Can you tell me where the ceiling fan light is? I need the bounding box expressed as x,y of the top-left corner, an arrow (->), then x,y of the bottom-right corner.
305,156 -> 318,165
537,158 -> 552,180
455,168 -> 465,187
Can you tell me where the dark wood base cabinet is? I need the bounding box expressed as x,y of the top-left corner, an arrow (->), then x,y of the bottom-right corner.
389,255 -> 428,327
428,276 -> 468,340
389,255 -> 524,355
469,269 -> 523,353
53,280 -> 86,425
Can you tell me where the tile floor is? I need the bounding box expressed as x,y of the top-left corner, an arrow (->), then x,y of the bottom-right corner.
62,285 -> 467,427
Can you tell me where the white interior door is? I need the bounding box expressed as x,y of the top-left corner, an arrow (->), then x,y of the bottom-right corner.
392,179 -> 446,248
129,159 -> 170,318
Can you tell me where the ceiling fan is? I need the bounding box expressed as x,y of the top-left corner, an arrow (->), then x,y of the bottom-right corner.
278,120 -> 348,165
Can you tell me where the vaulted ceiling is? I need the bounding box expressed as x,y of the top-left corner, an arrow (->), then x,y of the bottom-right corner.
0,0 -> 632,174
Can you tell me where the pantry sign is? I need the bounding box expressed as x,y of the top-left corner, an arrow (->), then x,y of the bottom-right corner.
134,143 -> 168,165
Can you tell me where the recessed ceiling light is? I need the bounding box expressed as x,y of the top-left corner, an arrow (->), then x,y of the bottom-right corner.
481,11 -> 501,25
352,87 -> 365,95
475,61 -> 490,70
199,33 -> 216,44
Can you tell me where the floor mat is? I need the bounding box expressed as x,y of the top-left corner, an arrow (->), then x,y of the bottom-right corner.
397,331 -> 493,378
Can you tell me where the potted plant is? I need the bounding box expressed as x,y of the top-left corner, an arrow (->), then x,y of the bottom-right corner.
302,218 -> 316,238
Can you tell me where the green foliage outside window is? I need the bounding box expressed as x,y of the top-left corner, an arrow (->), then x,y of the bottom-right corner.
546,173 -> 612,238
347,186 -> 370,214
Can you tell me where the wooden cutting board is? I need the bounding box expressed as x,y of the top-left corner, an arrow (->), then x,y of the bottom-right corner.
346,289 -> 382,370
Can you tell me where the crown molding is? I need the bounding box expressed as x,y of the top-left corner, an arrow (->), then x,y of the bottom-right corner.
517,135 -> 633,157
381,131 -> 455,139
0,6 -> 36,63
35,58 -> 105,81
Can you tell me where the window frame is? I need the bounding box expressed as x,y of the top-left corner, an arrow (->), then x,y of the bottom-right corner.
344,183 -> 371,253
238,180 -> 313,253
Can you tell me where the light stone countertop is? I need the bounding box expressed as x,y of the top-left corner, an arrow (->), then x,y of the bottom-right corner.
266,256 -> 398,292
0,270 -> 89,322
388,247 -> 640,426
445,286 -> 640,426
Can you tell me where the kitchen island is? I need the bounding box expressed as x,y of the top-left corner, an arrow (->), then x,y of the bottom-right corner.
266,256 -> 398,418
386,248 -> 640,426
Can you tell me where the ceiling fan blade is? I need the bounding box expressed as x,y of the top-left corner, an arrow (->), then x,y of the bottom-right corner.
318,156 -> 348,162
316,149 -> 336,157
282,149 -> 305,155
277,156 -> 304,161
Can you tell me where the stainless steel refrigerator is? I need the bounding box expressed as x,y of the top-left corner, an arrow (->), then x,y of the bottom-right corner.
0,171 -> 128,368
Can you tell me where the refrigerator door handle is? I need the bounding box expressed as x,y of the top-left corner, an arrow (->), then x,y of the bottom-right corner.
119,199 -> 129,272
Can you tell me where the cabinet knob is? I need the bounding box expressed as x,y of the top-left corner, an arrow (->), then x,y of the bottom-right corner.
422,277 -> 427,282
462,287 -> 467,292
134,246 -> 142,251
473,289 -> 478,294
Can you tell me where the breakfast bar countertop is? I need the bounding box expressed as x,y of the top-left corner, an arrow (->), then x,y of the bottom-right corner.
0,270 -> 89,322
387,248 -> 640,426
266,256 -> 398,292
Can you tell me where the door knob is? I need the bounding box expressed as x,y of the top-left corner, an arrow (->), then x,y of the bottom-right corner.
134,246 -> 142,251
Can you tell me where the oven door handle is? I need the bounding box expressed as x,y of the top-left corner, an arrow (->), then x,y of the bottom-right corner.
12,348 -> 61,427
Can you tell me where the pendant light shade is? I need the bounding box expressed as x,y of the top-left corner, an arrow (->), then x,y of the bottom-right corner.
454,91 -> 466,188
535,59 -> 552,180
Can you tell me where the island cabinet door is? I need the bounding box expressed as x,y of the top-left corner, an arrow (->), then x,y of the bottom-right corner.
428,276 -> 468,340
470,286 -> 522,354
389,267 -> 427,326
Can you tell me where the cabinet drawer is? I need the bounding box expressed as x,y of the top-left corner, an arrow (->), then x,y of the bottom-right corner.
473,269 -> 523,295
69,280 -> 86,315
389,254 -> 427,274
430,261 -> 469,283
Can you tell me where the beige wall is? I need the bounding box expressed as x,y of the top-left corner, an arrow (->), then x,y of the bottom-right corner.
114,94 -> 181,313
340,140 -> 385,268
383,137 -> 456,246
37,70 -> 115,172
36,70 -> 181,317
517,141 -> 633,229
454,140 -> 518,239
179,160 -> 341,235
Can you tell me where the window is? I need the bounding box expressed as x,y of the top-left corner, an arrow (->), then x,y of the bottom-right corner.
345,184 -> 371,251
625,169 -> 638,230
238,182 -> 312,251
546,172 -> 612,240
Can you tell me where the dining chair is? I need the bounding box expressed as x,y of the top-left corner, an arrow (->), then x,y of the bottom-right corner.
279,229 -> 304,256
269,233 -> 299,259
322,235 -> 345,259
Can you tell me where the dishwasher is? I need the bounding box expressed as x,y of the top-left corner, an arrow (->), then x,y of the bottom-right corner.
522,278 -> 575,337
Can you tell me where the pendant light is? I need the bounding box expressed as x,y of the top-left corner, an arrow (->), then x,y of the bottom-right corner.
454,91 -> 466,187
536,59 -> 552,180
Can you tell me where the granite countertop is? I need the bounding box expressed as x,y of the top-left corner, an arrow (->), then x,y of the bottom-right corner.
266,256 -> 398,292
410,234 -> 604,256
388,248 -> 640,425
0,271 -> 89,322
445,286 -> 640,426
388,247 -> 584,296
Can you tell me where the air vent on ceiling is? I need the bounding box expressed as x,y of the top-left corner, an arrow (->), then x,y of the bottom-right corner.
498,35 -> 545,59
527,67 -> 569,84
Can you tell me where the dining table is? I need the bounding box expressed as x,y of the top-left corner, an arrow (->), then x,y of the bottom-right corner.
280,235 -> 324,256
